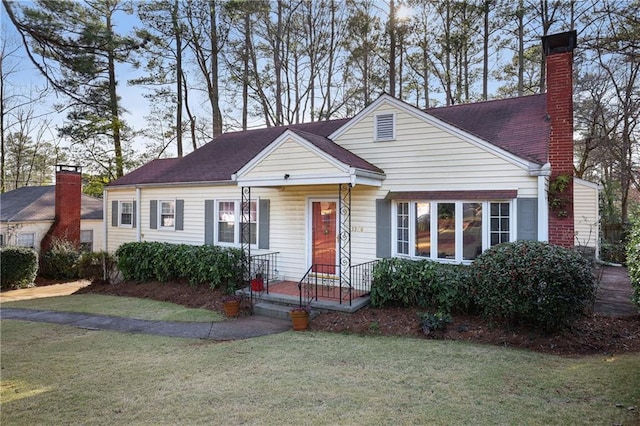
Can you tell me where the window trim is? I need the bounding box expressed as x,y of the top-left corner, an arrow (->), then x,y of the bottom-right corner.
80,229 -> 93,252
119,200 -> 134,228
214,199 -> 259,247
16,232 -> 36,249
392,199 -> 514,263
158,199 -> 176,231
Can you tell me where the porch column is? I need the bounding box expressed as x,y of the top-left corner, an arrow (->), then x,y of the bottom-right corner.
338,183 -> 352,300
241,186 -> 251,287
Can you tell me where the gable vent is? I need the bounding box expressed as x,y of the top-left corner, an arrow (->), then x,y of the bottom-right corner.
375,113 -> 395,141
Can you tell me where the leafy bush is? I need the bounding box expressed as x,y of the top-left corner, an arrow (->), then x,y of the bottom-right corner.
600,241 -> 627,264
1,247 -> 38,290
626,215 -> 640,309
370,258 -> 471,313
78,251 -> 117,282
39,238 -> 80,280
418,311 -> 452,337
115,242 -> 244,291
470,241 -> 595,331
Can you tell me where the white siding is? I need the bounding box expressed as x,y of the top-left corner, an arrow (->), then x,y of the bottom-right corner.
245,138 -> 344,179
335,103 -> 539,197
81,219 -> 104,253
0,221 -> 52,252
106,188 -> 138,252
574,179 -> 599,249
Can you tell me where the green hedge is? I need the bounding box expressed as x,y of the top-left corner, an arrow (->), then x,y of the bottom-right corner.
627,215 -> 640,309
40,239 -> 80,280
370,258 -> 471,313
115,242 -> 244,291
1,247 -> 38,290
77,251 -> 117,282
470,241 -> 595,331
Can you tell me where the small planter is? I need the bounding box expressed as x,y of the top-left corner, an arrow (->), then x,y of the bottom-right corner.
289,309 -> 310,331
251,276 -> 264,292
221,295 -> 243,317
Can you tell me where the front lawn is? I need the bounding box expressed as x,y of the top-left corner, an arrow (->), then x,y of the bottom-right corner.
1,320 -> 638,425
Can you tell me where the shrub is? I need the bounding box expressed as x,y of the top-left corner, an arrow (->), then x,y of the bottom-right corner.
370,258 -> 471,313
470,240 -> 595,331
418,311 -> 452,337
626,215 -> 640,309
1,247 -> 38,290
115,242 -> 243,290
77,251 -> 117,282
39,238 -> 80,280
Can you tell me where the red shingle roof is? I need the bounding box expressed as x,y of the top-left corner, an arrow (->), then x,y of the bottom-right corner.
426,94 -> 549,165
110,95 -> 550,187
109,119 -> 351,186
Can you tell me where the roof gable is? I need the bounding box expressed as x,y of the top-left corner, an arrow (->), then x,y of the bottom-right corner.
109,119 -> 350,187
330,94 -> 549,169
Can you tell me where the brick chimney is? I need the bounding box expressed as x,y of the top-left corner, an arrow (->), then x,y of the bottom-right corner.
543,31 -> 576,248
40,165 -> 82,252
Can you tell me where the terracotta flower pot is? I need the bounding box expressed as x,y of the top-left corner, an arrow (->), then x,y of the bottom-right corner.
223,300 -> 240,317
289,311 -> 309,331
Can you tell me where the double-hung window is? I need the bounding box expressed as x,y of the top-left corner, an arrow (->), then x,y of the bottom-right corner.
394,200 -> 512,262
80,230 -> 93,252
120,201 -> 133,227
159,200 -> 175,229
17,233 -> 35,248
217,200 -> 257,245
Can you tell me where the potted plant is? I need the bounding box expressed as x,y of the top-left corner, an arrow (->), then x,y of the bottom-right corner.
221,294 -> 243,317
289,305 -> 311,331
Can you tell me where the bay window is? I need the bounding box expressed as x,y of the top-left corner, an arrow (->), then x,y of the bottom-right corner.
394,200 -> 512,262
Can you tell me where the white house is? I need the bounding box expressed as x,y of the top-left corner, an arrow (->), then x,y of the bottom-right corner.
0,166 -> 104,253
103,31 -> 599,305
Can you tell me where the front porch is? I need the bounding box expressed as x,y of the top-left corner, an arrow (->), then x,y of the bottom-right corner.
242,251 -> 376,315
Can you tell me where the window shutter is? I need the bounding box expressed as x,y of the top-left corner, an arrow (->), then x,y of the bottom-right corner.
176,200 -> 184,231
132,201 -> 137,228
111,201 -> 118,227
258,199 -> 270,249
204,200 -> 214,245
376,199 -> 392,258
517,198 -> 538,241
375,113 -> 395,140
150,200 -> 158,229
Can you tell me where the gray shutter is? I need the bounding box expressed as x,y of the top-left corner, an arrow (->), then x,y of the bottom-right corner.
176,199 -> 184,230
150,200 -> 158,229
111,201 -> 118,227
132,201 -> 137,228
258,199 -> 270,249
204,200 -> 215,245
376,199 -> 392,258
517,198 -> 538,241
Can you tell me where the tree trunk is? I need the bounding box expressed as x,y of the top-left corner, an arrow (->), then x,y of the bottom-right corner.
106,11 -> 124,178
173,0 -> 183,157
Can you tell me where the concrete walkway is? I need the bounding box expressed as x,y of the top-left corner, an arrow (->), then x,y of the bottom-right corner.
0,307 -> 291,340
593,265 -> 638,317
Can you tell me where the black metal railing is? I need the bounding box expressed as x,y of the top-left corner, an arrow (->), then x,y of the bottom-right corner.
248,251 -> 279,295
298,260 -> 378,307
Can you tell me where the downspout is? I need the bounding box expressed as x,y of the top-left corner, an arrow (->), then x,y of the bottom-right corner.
136,186 -> 141,242
536,163 -> 551,242
103,188 -> 108,251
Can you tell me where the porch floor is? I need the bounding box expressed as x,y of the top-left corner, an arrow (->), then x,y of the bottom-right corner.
243,280 -> 371,313
266,280 -> 369,302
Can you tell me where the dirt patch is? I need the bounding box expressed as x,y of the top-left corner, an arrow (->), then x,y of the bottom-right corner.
76,280 -> 640,356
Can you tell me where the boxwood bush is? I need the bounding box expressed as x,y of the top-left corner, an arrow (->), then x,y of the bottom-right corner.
115,242 -> 244,291
78,251 -> 117,282
626,215 -> 640,309
370,258 -> 471,313
470,240 -> 595,331
1,247 -> 38,290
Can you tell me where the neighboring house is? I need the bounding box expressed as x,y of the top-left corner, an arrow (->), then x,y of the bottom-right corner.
0,165 -> 104,253
104,31 -> 599,297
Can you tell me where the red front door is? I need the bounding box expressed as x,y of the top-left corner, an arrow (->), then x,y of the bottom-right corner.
311,201 -> 337,275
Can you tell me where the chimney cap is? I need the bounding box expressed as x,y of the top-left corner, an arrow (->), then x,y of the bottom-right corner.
542,30 -> 577,55
56,164 -> 82,174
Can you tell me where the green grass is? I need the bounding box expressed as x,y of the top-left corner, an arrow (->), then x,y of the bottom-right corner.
0,294 -> 223,322
1,320 -> 638,425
